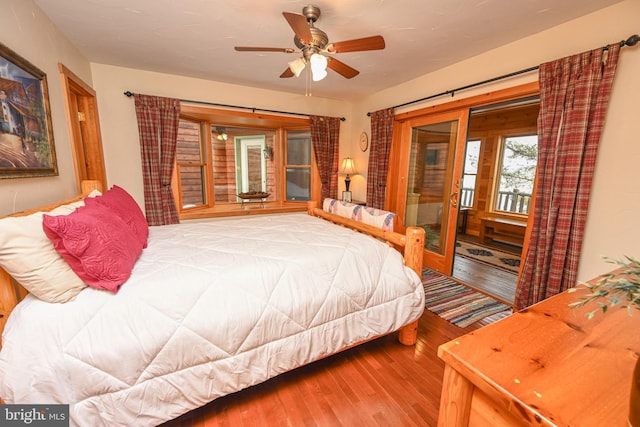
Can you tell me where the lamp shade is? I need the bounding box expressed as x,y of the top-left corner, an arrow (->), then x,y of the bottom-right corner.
340,157 -> 357,175
288,57 -> 306,77
310,53 -> 328,81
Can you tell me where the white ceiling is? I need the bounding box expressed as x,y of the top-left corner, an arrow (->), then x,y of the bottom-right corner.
34,0 -> 622,101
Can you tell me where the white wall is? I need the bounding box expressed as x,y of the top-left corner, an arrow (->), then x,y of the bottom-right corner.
0,0 -> 92,214
89,63 -> 351,210
352,0 -> 640,281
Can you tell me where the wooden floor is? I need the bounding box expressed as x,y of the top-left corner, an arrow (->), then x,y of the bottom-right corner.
161,311 -> 485,427
451,235 -> 521,305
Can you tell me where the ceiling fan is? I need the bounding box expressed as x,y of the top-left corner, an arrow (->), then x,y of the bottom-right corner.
234,5 -> 385,81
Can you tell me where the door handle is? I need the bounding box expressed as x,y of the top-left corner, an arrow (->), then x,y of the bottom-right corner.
450,191 -> 459,208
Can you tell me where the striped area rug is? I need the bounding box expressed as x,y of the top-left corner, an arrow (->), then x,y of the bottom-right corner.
422,269 -> 512,328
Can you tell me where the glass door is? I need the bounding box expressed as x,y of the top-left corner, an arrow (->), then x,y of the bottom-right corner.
238,136 -> 267,193
398,110 -> 468,273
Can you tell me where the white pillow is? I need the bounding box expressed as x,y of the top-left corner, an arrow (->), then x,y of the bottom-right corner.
0,191 -> 100,303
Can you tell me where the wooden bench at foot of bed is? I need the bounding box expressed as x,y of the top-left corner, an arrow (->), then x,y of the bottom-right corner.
479,216 -> 526,246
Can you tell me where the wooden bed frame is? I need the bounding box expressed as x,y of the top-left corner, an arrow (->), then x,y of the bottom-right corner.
307,202 -> 425,345
0,180 -> 425,349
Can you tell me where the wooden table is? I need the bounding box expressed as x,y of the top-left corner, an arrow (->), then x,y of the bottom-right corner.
437,273 -> 640,426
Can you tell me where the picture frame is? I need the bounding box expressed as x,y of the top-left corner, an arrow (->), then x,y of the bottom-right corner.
425,148 -> 439,165
342,191 -> 352,203
0,42 -> 58,179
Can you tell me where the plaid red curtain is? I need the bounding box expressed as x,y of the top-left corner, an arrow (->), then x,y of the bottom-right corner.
310,116 -> 340,202
366,108 -> 395,209
133,94 -> 181,226
515,44 -> 620,310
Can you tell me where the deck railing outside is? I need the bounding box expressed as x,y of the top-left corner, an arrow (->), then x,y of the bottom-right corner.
460,188 -> 475,208
460,188 -> 531,214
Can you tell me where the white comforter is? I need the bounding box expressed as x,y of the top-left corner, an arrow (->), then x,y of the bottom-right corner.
0,213 -> 424,426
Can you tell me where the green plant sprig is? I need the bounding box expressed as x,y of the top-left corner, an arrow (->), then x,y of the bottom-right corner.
568,256 -> 640,319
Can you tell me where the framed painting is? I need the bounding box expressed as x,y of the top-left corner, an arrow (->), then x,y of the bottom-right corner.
425,148 -> 439,165
0,42 -> 58,178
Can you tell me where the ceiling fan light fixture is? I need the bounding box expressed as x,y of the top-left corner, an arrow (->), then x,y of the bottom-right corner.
288,57 -> 306,77
312,67 -> 327,82
310,53 -> 328,81
234,6 -> 386,84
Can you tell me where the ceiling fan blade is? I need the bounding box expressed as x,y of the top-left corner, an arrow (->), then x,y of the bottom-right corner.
280,67 -> 295,78
326,57 -> 359,79
235,46 -> 295,53
327,35 -> 385,53
283,12 -> 312,44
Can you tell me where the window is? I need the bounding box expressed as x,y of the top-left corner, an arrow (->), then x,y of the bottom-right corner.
493,134 -> 538,215
174,107 -> 314,217
286,130 -> 312,201
461,139 -> 481,208
176,119 -> 206,209
210,127 -> 276,203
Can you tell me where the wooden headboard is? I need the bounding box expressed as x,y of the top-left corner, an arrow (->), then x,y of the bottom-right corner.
0,180 -> 103,344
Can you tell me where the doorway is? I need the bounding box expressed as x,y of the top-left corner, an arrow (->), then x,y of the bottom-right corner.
237,136 -> 267,193
452,99 -> 540,304
59,63 -> 107,191
387,82 -> 541,306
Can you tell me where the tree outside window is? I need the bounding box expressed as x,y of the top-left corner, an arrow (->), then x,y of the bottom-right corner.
461,139 -> 481,208
494,135 -> 538,214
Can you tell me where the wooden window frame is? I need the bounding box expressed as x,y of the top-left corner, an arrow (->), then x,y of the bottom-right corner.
174,105 -> 316,220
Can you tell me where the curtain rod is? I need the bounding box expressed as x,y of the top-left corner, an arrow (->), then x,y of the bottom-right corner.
367,33 -> 640,116
123,91 -> 346,121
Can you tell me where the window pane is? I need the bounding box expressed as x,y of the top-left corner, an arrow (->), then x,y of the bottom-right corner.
177,119 -> 206,209
494,135 -> 537,214
211,128 -> 236,203
464,140 -> 480,174
286,168 -> 310,201
211,126 -> 275,203
405,121 -> 457,254
461,139 -> 480,208
287,131 -> 311,165
180,165 -> 205,208
176,120 -> 202,162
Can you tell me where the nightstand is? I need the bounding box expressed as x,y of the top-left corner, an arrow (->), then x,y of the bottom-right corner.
351,200 -> 366,206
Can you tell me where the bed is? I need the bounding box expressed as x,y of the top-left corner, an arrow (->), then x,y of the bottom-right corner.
0,181 -> 425,426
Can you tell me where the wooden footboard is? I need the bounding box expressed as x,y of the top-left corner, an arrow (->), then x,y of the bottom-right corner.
307,202 -> 425,345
